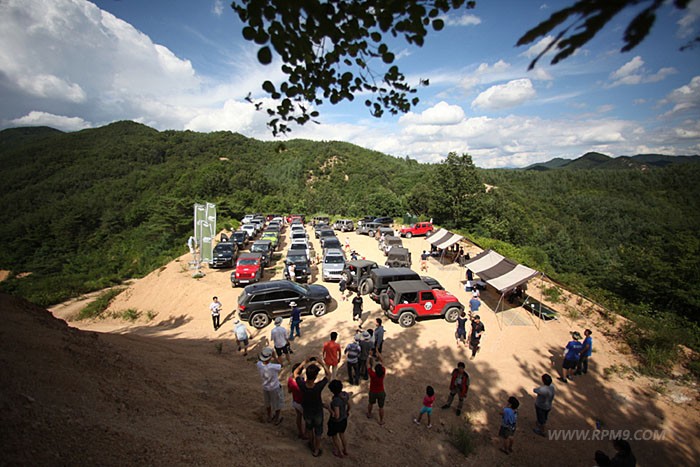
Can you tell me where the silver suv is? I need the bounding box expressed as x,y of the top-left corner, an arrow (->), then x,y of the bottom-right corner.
322,248 -> 346,282
333,219 -> 355,232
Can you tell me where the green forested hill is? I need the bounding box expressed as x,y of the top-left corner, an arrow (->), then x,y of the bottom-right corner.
1,122 -> 698,336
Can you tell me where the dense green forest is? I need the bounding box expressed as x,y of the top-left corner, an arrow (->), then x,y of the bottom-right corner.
1,122 -> 698,354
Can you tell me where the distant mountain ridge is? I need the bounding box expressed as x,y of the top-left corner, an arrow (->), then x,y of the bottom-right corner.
525,152 -> 700,171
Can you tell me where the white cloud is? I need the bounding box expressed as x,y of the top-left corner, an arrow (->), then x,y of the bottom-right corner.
520,35 -> 556,59
444,14 -> 481,27
659,75 -> 700,117
678,0 -> 700,38
608,56 -> 677,87
399,101 -> 465,126
8,111 -> 91,131
472,79 -> 536,110
212,0 -> 224,16
15,74 -> 86,102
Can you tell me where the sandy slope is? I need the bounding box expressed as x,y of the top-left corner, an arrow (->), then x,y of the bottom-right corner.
26,225 -> 700,466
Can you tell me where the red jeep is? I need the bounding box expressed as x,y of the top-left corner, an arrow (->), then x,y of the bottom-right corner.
231,253 -> 263,287
380,280 -> 464,327
399,222 -> 434,238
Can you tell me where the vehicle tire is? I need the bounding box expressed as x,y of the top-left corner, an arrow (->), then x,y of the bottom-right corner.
425,230 -> 433,238
405,232 -> 413,239
359,278 -> 373,295
398,312 -> 416,328
444,307 -> 460,323
342,271 -> 352,284
250,313 -> 270,329
311,302 -> 327,317
368,230 -> 375,237
379,293 -> 390,311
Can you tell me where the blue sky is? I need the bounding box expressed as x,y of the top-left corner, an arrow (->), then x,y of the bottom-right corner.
1,0 -> 699,167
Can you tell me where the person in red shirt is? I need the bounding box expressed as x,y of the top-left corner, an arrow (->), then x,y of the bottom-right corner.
322,332 -> 342,380
366,352 -> 387,425
287,363 -> 306,439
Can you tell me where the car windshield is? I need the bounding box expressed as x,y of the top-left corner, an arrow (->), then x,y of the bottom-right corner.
251,244 -> 267,252
238,259 -> 258,266
288,256 -> 307,264
290,244 -> 306,250
233,232 -> 246,240
325,255 -> 344,264
214,244 -> 233,252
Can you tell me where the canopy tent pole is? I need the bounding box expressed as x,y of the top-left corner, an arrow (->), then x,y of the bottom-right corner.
494,293 -> 504,331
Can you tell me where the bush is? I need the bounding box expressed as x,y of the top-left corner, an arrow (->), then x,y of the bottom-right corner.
78,288 -> 124,320
448,426 -> 476,457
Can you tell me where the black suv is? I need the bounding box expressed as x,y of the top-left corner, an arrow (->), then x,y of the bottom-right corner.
237,280 -> 332,329
284,252 -> 311,283
373,217 -> 394,226
250,240 -> 273,266
210,242 -> 237,268
341,260 -> 380,295
230,231 -> 248,249
368,267 -> 443,302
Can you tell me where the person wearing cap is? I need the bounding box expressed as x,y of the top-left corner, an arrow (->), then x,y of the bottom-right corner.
233,319 -> 250,356
344,334 -> 362,385
358,331 -> 372,380
468,315 -> 485,360
288,302 -> 302,341
560,331 -> 584,383
576,329 -> 593,376
210,296 -> 222,331
271,316 -> 292,365
256,347 -> 284,425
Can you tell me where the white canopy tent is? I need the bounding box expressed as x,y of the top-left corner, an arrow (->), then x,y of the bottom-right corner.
427,228 -> 463,250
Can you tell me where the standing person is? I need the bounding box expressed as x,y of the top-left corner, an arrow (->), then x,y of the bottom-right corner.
233,319 -> 250,356
468,315 -> 485,360
499,396 -> 520,455
344,335 -> 361,385
441,362 -> 470,416
576,329 -> 593,375
256,347 -> 284,425
288,363 -> 306,439
358,331 -> 372,380
271,317 -> 292,366
374,318 -> 385,354
468,293 -> 481,316
322,332 -> 342,380
339,276 -> 348,301
326,379 -> 351,458
344,236 -> 351,251
366,352 -> 387,426
533,374 -> 556,437
210,296 -> 222,331
466,268 -> 474,282
560,331 -> 584,383
294,357 -> 330,458
352,292 -> 363,322
413,386 -> 436,428
288,301 -> 302,341
455,311 -> 468,347
420,251 -> 428,272
287,262 -> 296,282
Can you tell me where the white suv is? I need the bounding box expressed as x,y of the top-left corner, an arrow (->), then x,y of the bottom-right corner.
322,248 -> 346,281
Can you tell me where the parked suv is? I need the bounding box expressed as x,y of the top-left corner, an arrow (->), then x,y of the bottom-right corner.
368,267 -> 443,302
231,231 -> 248,249
373,217 -> 394,226
237,280 -> 332,329
231,253 -> 263,287
380,235 -> 403,255
341,260 -> 380,295
333,219 -> 355,232
211,241 -> 237,268
322,248 -> 346,282
399,222 -> 434,238
380,280 -> 464,327
284,252 -> 311,283
385,247 -> 411,268
356,221 -> 381,237
250,240 -> 273,266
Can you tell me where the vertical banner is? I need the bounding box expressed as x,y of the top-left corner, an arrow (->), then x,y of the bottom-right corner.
194,202 -> 216,263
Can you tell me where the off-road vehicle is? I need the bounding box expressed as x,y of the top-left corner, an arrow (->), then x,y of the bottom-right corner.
284,252 -> 311,283
399,222 -> 434,238
250,240 -> 272,266
211,241 -> 237,268
230,231 -> 248,249
341,260 -> 380,295
333,219 -> 355,232
322,248 -> 346,281
373,217 -> 394,226
380,280 -> 464,327
368,267 -> 443,302
231,253 -> 263,287
385,246 -> 411,268
380,235 -> 403,255
237,280 -> 332,329
356,221 -> 381,237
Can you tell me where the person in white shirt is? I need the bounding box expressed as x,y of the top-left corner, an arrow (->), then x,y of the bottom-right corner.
234,319 -> 250,356
271,317 -> 292,365
209,296 -> 222,330
256,347 -> 284,425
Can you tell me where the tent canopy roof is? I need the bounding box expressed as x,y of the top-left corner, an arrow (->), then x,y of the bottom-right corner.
463,249 -> 539,293
427,228 -> 463,250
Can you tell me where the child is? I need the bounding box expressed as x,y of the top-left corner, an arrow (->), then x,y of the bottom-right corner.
413,386 -> 436,428
326,380 -> 351,458
499,396 -> 520,455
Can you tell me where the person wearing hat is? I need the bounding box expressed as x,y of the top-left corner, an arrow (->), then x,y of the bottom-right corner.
271,316 -> 292,365
560,331 -> 584,383
234,319 -> 250,356
344,334 -> 362,385
358,330 -> 373,380
256,347 -> 284,425
468,315 -> 485,360
288,301 -> 302,341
